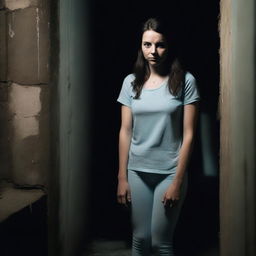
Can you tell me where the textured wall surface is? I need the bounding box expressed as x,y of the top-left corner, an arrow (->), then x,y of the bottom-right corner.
219,0 -> 256,255
219,0 -> 232,254
0,10 -> 7,81
52,0 -> 91,255
7,6 -> 49,84
8,83 -> 49,185
0,82 -> 11,179
0,0 -> 50,186
230,0 -> 256,255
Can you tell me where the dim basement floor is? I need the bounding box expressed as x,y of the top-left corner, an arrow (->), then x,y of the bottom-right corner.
86,239 -> 219,256
86,239 -> 131,256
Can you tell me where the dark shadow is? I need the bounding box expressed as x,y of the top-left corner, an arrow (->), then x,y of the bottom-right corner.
0,195 -> 48,256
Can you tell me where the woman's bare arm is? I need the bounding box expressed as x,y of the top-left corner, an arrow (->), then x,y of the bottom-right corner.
173,102 -> 199,184
117,105 -> 133,204
162,102 -> 199,204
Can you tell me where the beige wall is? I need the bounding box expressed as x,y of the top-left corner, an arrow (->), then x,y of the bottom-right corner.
219,0 -> 256,255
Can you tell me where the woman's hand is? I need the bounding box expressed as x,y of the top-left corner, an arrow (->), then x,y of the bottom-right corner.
117,178 -> 131,206
162,181 -> 181,207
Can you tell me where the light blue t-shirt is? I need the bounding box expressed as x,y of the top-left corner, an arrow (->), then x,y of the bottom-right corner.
117,72 -> 200,174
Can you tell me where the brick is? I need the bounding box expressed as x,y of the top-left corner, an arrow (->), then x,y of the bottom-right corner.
7,6 -> 49,84
0,10 -> 7,81
8,83 -> 49,185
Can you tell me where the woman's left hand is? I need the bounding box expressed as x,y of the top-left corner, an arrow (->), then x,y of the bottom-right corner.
162,181 -> 181,207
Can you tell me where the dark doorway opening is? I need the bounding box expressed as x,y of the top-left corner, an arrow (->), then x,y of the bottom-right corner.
87,1 -> 220,255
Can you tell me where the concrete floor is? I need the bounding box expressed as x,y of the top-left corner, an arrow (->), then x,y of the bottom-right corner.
86,239 -> 219,256
86,240 -> 131,256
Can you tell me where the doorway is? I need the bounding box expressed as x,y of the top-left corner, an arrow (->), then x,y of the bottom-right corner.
87,0 -> 220,255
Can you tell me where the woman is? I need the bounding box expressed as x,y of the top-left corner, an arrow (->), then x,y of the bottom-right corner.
116,17 -> 200,256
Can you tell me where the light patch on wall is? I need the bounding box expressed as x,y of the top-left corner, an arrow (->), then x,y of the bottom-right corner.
13,116 -> 39,139
6,0 -> 31,10
9,83 -> 41,139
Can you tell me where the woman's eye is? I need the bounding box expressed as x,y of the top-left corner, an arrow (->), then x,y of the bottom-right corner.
143,42 -> 151,47
157,43 -> 166,48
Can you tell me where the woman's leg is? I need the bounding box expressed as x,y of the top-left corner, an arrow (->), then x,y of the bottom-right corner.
151,172 -> 188,256
128,170 -> 154,256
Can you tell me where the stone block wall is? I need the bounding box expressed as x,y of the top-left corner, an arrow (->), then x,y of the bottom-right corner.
0,0 -> 50,186
7,5 -> 50,84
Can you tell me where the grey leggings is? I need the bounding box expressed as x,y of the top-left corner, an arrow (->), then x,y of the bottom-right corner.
128,170 -> 188,256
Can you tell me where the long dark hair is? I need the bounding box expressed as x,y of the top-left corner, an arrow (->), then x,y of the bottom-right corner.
132,17 -> 185,99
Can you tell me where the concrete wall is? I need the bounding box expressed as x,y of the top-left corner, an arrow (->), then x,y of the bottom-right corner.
0,0 -> 91,254
48,0 -> 91,255
0,0 -> 50,186
219,0 -> 256,255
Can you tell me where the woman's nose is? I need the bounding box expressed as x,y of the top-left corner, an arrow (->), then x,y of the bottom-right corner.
150,45 -> 156,54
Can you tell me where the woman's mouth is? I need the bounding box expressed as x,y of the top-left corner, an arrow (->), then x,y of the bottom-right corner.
148,58 -> 157,62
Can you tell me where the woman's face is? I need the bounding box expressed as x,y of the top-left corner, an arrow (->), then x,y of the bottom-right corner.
141,30 -> 168,67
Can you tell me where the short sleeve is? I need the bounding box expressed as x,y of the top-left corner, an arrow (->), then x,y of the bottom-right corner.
183,72 -> 200,105
117,74 -> 135,107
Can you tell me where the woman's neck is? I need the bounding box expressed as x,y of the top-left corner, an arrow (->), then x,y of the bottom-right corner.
148,64 -> 167,77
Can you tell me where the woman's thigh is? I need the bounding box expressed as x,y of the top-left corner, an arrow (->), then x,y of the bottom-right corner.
128,170 -> 155,236
151,172 -> 188,242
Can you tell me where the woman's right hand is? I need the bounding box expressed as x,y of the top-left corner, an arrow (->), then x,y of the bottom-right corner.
117,178 -> 131,206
